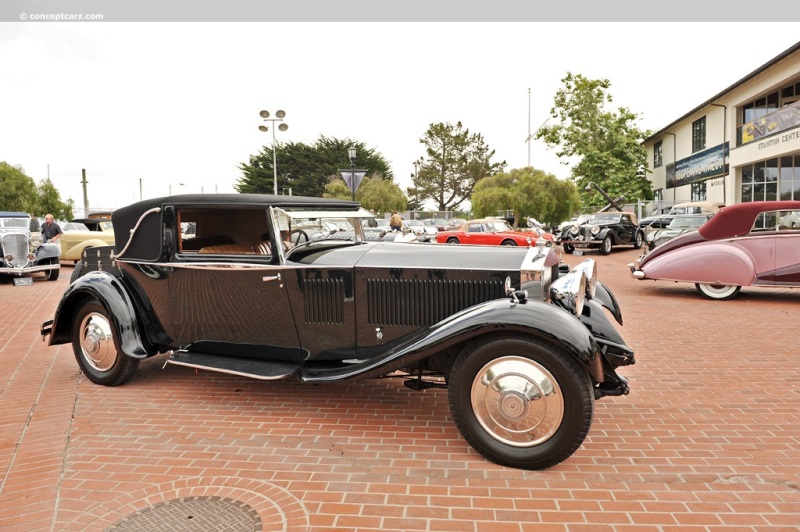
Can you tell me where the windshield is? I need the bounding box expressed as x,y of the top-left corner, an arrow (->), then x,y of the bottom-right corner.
485,221 -> 513,232
64,222 -> 89,231
667,216 -> 707,229
275,207 -> 375,244
0,218 -> 29,229
588,213 -> 622,224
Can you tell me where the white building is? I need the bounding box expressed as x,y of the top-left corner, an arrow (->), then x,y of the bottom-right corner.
644,41 -> 800,209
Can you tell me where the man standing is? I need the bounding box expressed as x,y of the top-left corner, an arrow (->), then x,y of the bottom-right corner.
389,211 -> 403,232
41,214 -> 63,243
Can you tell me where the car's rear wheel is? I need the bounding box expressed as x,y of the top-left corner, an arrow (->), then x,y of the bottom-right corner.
43,258 -> 60,281
600,236 -> 613,255
72,300 -> 139,386
447,237 -> 460,244
633,231 -> 644,249
695,283 -> 741,301
448,334 -> 594,470
501,240 -> 517,246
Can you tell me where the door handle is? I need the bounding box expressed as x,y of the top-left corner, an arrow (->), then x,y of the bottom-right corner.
263,273 -> 282,284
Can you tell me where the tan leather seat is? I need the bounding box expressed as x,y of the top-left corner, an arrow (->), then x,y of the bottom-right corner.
254,241 -> 272,254
199,243 -> 255,254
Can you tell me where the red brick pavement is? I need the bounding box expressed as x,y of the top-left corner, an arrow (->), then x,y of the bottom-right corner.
1,249 -> 799,531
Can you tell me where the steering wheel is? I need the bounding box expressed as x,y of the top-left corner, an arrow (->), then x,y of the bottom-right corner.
288,228 -> 309,245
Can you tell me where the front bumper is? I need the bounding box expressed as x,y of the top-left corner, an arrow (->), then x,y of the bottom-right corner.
0,263 -> 60,276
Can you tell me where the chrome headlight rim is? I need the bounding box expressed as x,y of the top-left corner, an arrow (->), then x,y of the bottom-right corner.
30,234 -> 44,247
548,270 -> 587,317
590,225 -> 600,235
569,258 -> 597,299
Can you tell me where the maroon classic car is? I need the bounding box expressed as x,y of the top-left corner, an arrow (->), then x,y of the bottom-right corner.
629,200 -> 800,300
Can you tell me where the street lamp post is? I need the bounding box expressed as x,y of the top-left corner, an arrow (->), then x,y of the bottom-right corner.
169,182 -> 185,195
258,110 -> 288,195
338,146 -> 367,202
348,147 -> 357,201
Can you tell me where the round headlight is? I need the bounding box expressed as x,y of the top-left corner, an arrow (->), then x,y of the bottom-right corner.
526,236 -> 532,245
30,233 -> 44,247
590,225 -> 600,235
569,225 -> 579,235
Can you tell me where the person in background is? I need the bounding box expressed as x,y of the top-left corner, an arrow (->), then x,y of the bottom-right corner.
29,214 -> 40,232
389,211 -> 403,232
41,213 -> 63,243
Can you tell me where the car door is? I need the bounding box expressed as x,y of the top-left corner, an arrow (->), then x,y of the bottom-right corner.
167,207 -> 302,361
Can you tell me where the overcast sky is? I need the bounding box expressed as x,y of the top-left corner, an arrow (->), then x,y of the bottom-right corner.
1,22 -> 798,212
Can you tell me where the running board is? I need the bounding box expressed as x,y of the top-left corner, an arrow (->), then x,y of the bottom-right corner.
167,352 -> 300,380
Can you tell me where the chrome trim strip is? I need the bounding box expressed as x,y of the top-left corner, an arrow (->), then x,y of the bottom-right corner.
116,256 -> 524,273
0,264 -> 59,274
165,358 -> 292,381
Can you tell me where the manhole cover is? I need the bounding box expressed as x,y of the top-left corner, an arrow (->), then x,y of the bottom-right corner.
107,496 -> 262,531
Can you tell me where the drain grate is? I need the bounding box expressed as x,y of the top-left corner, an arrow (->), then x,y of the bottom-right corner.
107,496 -> 262,531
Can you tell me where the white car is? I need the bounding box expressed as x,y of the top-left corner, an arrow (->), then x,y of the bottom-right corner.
404,220 -> 438,241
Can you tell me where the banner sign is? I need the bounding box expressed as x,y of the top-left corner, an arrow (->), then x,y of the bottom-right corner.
666,142 -> 729,189
741,100 -> 800,144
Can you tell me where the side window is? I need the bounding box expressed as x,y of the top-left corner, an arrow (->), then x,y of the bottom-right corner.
176,208 -> 272,256
468,224 -> 482,233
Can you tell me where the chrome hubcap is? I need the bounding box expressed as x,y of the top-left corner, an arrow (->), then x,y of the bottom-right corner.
470,356 -> 564,447
79,312 -> 115,372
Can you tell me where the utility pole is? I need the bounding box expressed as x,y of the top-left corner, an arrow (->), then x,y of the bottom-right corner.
81,169 -> 89,211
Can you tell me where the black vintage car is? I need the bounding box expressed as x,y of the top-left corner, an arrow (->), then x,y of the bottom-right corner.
557,211 -> 645,255
41,194 -> 635,470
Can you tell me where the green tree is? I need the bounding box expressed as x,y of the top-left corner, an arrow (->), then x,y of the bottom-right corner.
0,162 -> 39,213
237,136 -> 393,198
471,167 -> 580,228
323,176 -> 407,216
408,122 -> 506,211
535,73 -> 653,206
37,178 -> 74,220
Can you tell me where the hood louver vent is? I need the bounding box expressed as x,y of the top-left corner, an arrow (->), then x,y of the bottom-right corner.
368,278 -> 504,327
303,278 -> 345,324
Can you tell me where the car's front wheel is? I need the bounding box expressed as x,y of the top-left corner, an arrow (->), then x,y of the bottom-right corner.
501,240 -> 517,246
43,258 -> 60,281
562,243 -> 574,254
600,236 -> 613,255
448,334 -> 594,470
72,300 -> 139,386
695,283 -> 742,301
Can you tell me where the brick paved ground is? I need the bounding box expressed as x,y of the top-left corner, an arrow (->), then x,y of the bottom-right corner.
1,248 -> 799,531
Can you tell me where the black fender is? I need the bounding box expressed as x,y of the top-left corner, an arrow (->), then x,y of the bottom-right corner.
593,280 -> 622,325
45,270 -> 152,358
301,298 -> 603,383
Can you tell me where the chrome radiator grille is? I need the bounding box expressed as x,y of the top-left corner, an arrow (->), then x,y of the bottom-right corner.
2,234 -> 29,268
368,278 -> 504,327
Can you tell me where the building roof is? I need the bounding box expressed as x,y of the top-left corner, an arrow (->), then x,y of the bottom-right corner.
645,40 -> 800,143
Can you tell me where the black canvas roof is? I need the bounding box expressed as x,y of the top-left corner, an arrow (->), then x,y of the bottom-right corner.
111,194 -> 361,260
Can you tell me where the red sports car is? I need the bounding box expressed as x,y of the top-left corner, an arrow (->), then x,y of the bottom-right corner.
436,218 -> 554,246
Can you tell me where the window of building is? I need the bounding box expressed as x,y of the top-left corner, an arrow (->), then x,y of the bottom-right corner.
654,140 -> 663,168
741,156 -> 799,203
654,189 -> 663,202
692,117 -> 706,152
691,182 -> 706,201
